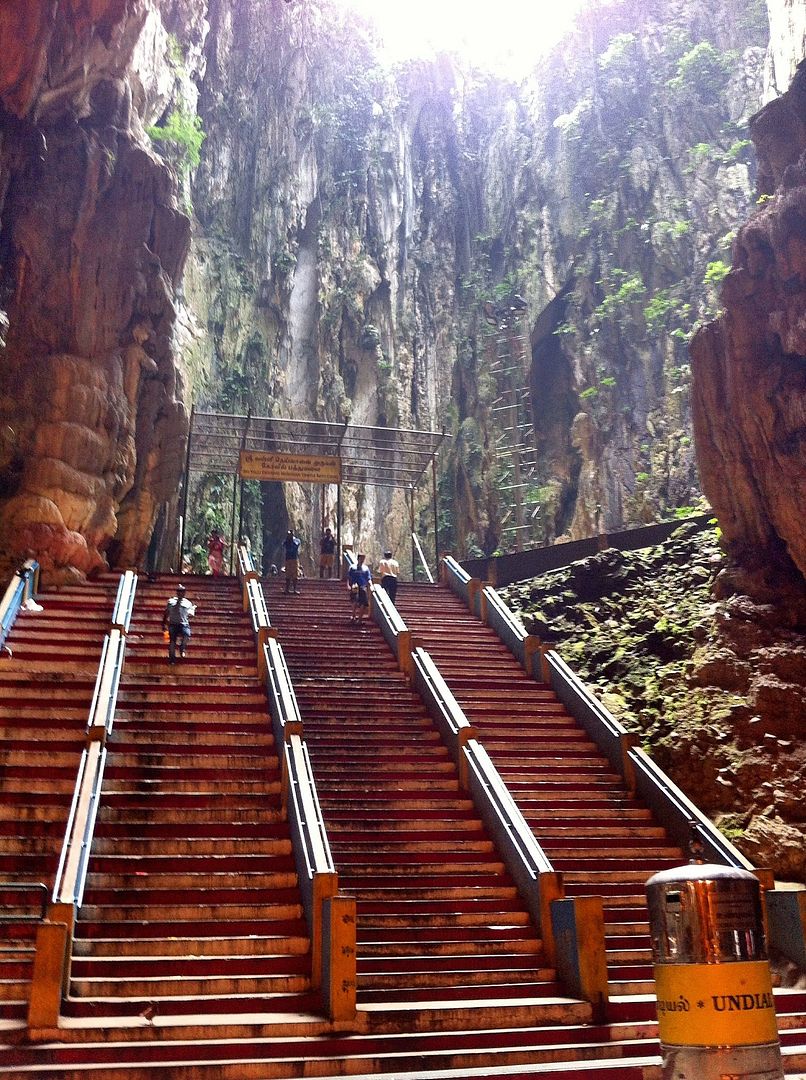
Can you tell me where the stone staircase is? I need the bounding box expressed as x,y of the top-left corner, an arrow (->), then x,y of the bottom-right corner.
395,583 -> 673,1009
395,580 -> 806,1062
0,578 -> 119,1026
260,578 -> 666,1071
1,572 -> 804,1078
63,575 -> 316,1024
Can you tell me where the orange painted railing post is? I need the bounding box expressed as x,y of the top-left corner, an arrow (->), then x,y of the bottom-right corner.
619,732 -> 639,794
551,895 -> 609,1022
27,903 -> 74,1037
322,894 -> 357,1022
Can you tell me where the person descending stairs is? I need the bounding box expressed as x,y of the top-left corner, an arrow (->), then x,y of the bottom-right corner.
62,574 -> 316,1024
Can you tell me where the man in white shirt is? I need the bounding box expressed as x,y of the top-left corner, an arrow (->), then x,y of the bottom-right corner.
162,583 -> 196,664
377,550 -> 400,606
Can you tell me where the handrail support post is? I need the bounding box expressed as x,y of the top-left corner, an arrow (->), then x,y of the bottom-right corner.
620,732 -> 639,794
537,870 -> 564,966
322,894 -> 357,1022
550,895 -> 609,1023
27,902 -> 74,1037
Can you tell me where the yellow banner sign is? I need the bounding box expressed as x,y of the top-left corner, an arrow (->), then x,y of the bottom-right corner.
239,450 -> 342,484
654,961 -> 778,1047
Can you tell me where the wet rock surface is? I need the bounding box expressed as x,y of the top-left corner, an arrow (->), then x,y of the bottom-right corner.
0,0 -> 193,581
691,60 -> 806,595
502,523 -> 806,882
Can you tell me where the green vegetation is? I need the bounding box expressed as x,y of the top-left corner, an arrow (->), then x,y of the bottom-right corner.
597,32 -> 639,75
360,323 -> 382,350
724,139 -> 752,162
147,108 -> 206,175
579,386 -> 599,401
273,248 -> 296,276
655,219 -> 691,239
166,32 -> 184,66
594,271 -> 646,323
704,259 -> 731,288
667,42 -> 732,103
644,291 -> 675,333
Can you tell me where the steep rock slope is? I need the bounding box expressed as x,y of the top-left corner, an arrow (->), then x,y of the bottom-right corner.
692,60 -> 806,601
0,0 -> 198,579
503,526 -> 806,881
0,0 -> 788,579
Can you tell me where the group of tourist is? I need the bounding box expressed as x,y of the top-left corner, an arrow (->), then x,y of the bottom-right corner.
163,526 -> 402,663
281,527 -> 400,624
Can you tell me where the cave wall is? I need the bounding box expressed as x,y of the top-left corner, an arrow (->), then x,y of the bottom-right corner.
0,0 -> 197,580
765,0 -> 806,97
691,59 -> 806,600
183,0 -> 769,567
0,0 -> 798,579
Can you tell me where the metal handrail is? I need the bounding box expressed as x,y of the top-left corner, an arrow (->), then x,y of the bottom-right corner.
111,570 -> 137,633
543,650 -> 623,765
0,559 -> 40,648
370,582 -> 407,635
53,580 -> 131,906
52,741 -> 108,906
411,532 -> 434,583
412,647 -> 475,745
260,622 -> 353,1015
246,578 -> 271,635
442,554 -> 471,587
464,739 -> 554,877
441,555 -> 484,614
286,734 -> 336,882
409,644 -> 559,943
370,582 -> 412,674
0,881 -> 48,922
264,637 -> 303,745
86,630 -> 126,737
543,648 -> 752,869
483,585 -> 529,664
628,745 -> 753,869
455,576 -> 753,874
237,543 -> 258,579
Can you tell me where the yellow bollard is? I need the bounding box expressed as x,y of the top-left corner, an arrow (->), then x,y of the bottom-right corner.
646,863 -> 783,1080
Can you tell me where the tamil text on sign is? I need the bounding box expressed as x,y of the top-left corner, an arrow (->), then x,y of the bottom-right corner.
239,450 -> 342,484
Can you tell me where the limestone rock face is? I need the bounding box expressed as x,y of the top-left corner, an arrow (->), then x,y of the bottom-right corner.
691,61 -> 806,602
180,0 -> 768,568
0,0 -> 193,579
765,0 -> 806,98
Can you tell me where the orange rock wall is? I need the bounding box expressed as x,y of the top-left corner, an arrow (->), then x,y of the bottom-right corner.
0,0 -> 189,580
691,61 -> 806,604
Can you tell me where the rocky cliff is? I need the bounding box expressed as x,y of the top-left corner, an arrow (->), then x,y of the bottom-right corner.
504,526 -> 806,881
0,0 -> 796,583
182,0 -> 769,570
0,0 -> 199,580
692,60 -> 806,607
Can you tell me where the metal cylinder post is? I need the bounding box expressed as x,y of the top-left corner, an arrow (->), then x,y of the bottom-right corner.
646,863 -> 783,1080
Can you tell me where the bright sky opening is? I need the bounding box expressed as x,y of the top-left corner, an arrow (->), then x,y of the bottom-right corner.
342,0 -> 588,77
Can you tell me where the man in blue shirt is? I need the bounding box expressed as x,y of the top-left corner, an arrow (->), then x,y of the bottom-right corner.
283,530 -> 301,594
347,553 -> 372,624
